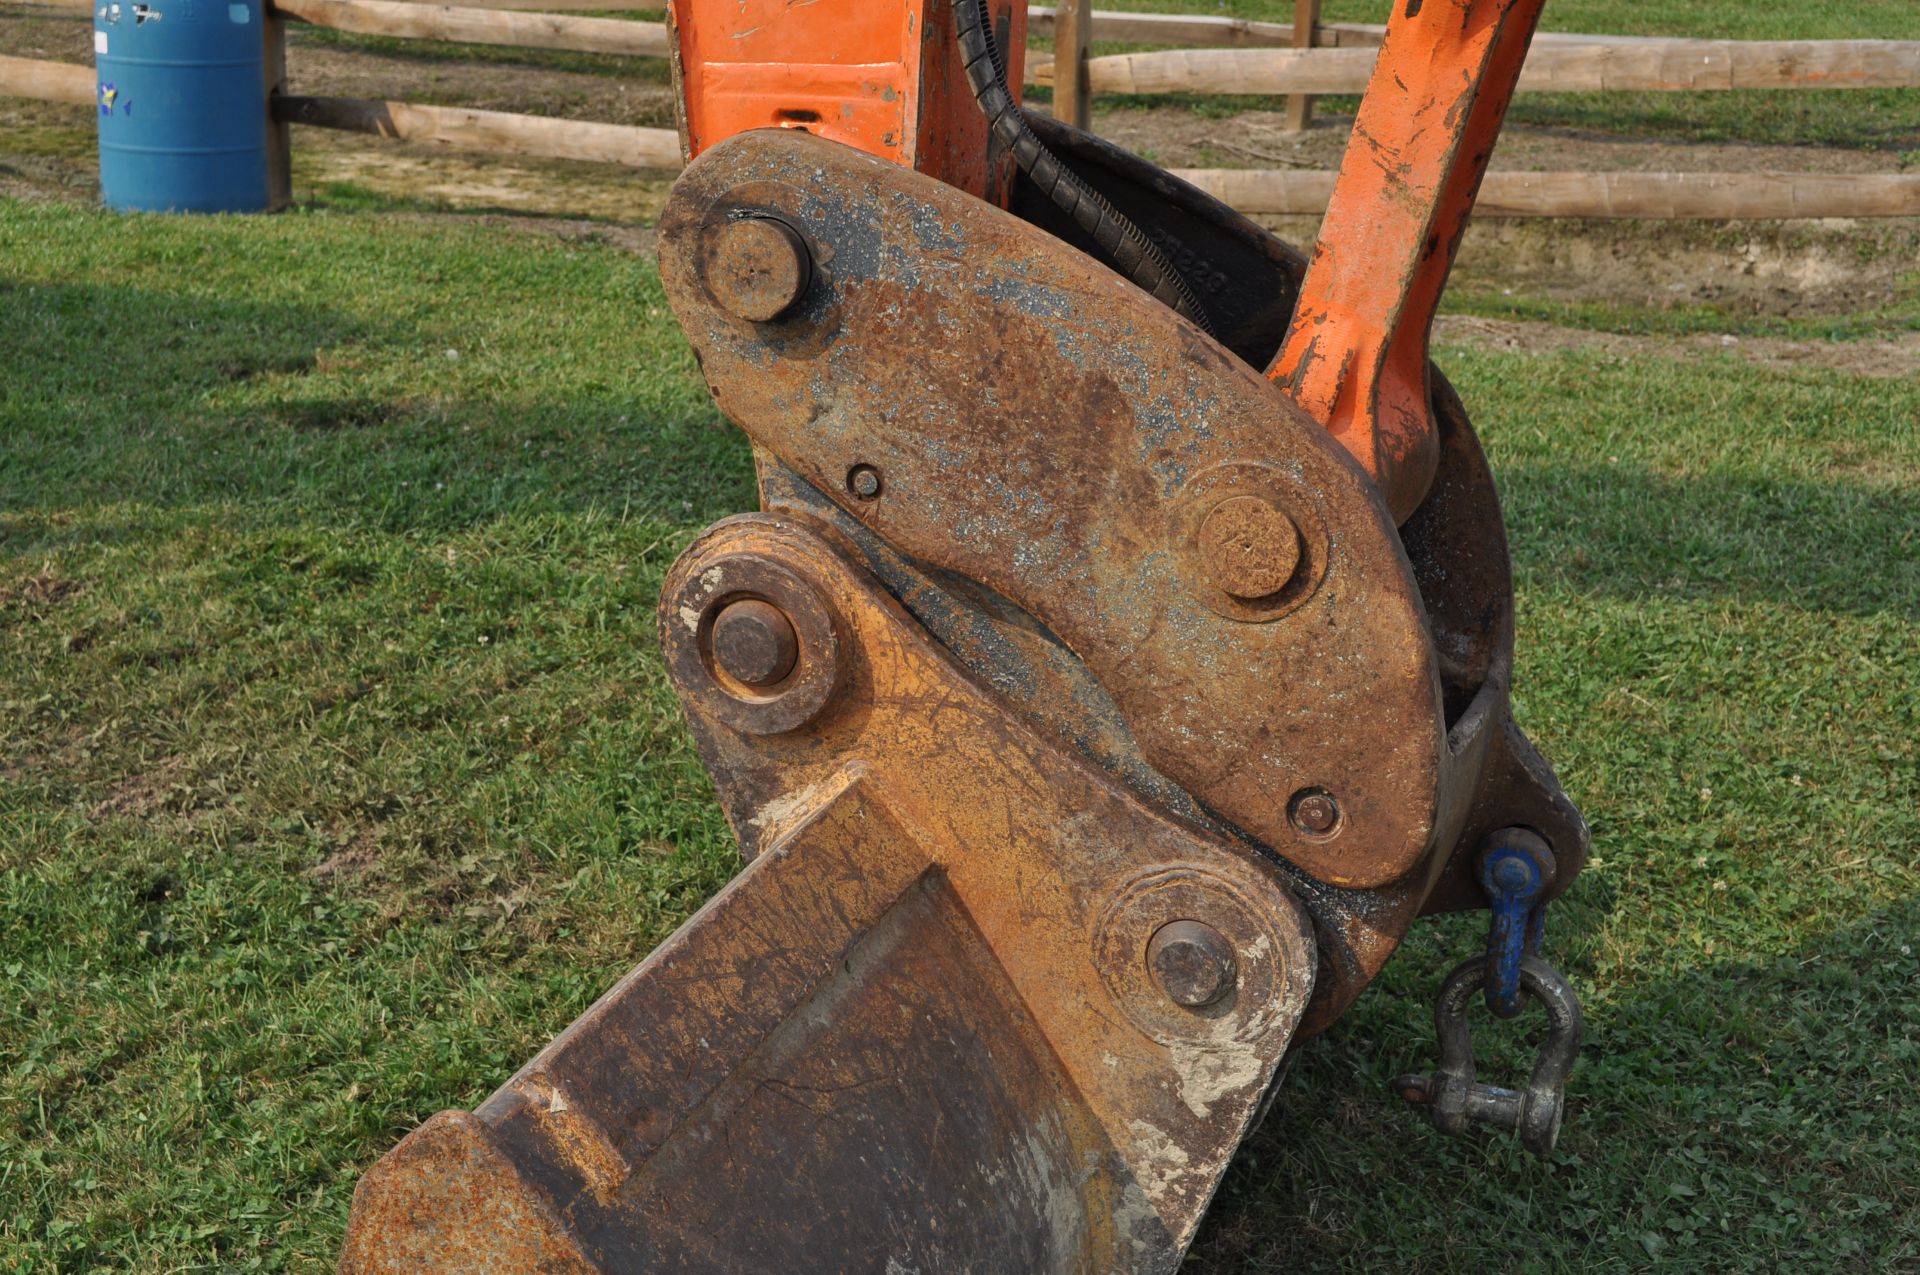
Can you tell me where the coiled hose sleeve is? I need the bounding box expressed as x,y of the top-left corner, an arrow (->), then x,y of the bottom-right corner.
952,0 -> 1216,335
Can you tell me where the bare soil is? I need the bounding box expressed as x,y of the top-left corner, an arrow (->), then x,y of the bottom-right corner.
88,753 -> 190,821
309,825 -> 386,881
0,564 -> 85,610
1103,102 -> 1908,177
1432,314 -> 1920,378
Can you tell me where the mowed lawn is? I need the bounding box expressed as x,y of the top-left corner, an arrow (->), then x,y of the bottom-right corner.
2,178 -> 1918,1275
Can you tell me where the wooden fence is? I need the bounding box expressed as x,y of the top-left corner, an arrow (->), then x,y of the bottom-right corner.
3,1 -> 1917,219
274,94 -> 681,168
1028,38 -> 1920,96
0,52 -> 93,107
270,0 -> 669,56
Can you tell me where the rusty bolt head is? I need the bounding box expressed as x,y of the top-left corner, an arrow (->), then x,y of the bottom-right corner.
1289,789 -> 1341,837
1197,496 -> 1301,600
846,464 -> 883,501
710,598 -> 799,688
705,217 -> 811,323
1147,919 -> 1237,1009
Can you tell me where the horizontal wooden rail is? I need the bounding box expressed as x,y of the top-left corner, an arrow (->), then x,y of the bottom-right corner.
273,93 -> 682,167
1313,26 -> 1735,51
271,0 -> 668,56
1032,6 -> 1279,47
1018,10 -> 1682,49
0,54 -> 95,105
1171,169 -> 1920,219
1529,38 -> 1920,90
1028,45 -> 1367,93
1036,38 -> 1920,95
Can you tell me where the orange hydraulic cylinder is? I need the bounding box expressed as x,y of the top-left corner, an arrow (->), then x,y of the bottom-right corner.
1267,0 -> 1544,524
669,0 -> 1027,202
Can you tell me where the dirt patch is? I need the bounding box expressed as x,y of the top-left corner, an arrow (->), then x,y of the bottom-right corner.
1448,218 -> 1918,317
1228,211 -> 1920,318
295,134 -> 673,222
1103,102 -> 1912,178
1433,314 -> 1920,379
286,36 -> 676,127
3,721 -> 96,787
0,753 -> 47,785
310,825 -> 385,882
89,754 -> 190,821
0,7 -> 94,62
0,564 -> 84,611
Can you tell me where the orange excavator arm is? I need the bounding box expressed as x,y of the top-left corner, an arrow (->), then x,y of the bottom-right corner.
341,3 -> 1588,1269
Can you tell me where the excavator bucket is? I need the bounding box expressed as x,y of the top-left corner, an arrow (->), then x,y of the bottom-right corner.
342,517 -> 1318,1272
341,1 -> 1589,1270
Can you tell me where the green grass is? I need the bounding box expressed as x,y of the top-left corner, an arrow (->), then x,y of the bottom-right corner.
1444,288 -> 1920,341
2,192 -> 1917,1273
1199,336 -> 1920,1267
0,199 -> 750,1271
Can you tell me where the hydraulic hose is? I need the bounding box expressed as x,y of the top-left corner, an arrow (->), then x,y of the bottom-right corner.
952,0 -> 1215,335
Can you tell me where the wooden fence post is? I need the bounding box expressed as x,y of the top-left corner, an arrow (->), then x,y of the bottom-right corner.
1285,0 -> 1319,130
1055,0 -> 1092,130
264,2 -> 292,209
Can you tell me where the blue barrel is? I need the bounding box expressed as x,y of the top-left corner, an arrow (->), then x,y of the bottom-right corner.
94,0 -> 270,212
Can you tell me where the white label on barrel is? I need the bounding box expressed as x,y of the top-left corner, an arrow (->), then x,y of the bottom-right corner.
94,29 -> 108,51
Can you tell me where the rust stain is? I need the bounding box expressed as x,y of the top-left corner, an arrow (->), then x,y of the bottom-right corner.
655,129 -> 1448,891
